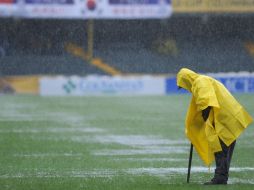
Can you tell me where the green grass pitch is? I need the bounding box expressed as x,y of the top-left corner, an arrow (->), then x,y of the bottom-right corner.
0,94 -> 253,190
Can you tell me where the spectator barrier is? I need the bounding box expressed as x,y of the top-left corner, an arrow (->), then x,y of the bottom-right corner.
40,73 -> 254,96
1,73 -> 254,95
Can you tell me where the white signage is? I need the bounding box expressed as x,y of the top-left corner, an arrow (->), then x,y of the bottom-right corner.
0,0 -> 172,19
40,76 -> 166,96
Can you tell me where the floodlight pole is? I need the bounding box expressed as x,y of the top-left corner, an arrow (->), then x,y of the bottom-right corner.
187,143 -> 193,183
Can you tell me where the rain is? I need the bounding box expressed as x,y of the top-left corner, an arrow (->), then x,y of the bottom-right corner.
0,0 -> 254,189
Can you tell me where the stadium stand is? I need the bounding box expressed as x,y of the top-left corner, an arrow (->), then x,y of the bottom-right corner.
1,16 -> 254,76
0,55 -> 105,75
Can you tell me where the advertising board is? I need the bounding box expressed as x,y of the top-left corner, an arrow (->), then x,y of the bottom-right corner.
40,76 -> 166,96
0,0 -> 172,18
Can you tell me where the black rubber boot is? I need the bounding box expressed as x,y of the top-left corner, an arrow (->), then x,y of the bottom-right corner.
204,156 -> 228,185
204,177 -> 227,185
204,140 -> 236,185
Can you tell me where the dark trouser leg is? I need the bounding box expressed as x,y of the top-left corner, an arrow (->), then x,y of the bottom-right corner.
214,139 -> 236,183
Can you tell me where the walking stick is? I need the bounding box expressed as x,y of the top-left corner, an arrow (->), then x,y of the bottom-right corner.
187,143 -> 193,183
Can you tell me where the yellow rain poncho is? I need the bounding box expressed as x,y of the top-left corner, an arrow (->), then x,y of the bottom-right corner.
177,68 -> 253,166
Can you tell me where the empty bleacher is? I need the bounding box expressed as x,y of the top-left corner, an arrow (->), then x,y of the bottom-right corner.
1,16 -> 254,76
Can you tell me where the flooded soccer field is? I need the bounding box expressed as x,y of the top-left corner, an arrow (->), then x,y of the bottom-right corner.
0,95 -> 254,190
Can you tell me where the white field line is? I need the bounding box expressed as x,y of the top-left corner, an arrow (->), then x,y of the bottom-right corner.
113,158 -> 187,162
228,177 -> 254,185
71,135 -> 190,156
92,147 -> 188,156
12,153 -> 186,161
13,153 -> 84,157
0,112 -> 37,121
0,127 -> 104,133
0,103 -> 39,111
72,135 -> 188,146
0,170 -> 117,178
125,167 -> 254,176
92,135 -> 188,146
1,167 -> 254,182
0,108 -> 94,128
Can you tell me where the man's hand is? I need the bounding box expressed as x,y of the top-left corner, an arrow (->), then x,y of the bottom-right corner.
202,106 -> 211,121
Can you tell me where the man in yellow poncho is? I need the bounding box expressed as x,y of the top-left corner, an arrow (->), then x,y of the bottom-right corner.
177,68 -> 253,185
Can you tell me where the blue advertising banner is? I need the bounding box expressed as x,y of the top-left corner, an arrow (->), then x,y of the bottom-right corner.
216,77 -> 254,93
166,77 -> 188,94
166,76 -> 254,94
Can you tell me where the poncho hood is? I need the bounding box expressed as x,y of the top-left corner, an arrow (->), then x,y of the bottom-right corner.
177,68 -> 199,92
